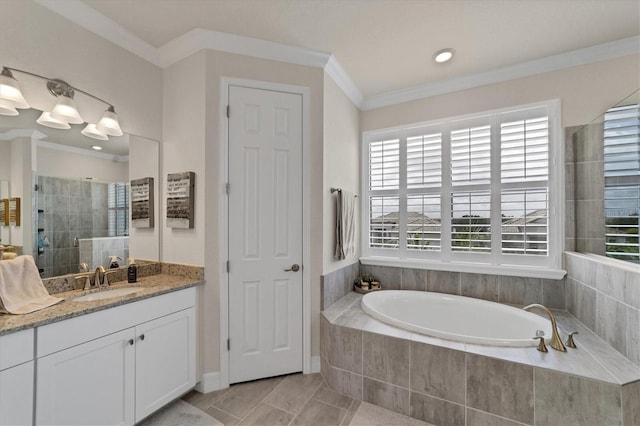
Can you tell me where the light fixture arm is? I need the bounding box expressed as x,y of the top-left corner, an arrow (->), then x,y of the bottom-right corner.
2,66 -> 115,109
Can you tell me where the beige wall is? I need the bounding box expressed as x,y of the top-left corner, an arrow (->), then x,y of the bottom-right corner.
0,1 -> 163,141
323,74 -> 361,274
161,49 -> 325,375
361,55 -> 640,132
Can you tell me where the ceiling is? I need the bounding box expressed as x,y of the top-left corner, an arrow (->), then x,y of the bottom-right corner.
80,0 -> 640,100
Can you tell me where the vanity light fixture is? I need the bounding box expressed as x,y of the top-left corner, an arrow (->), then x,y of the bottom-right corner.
81,123 -> 108,140
0,66 -> 123,141
433,48 -> 455,63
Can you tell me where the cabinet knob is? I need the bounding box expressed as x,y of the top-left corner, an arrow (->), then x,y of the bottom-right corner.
139,334 -> 145,341
128,339 -> 134,346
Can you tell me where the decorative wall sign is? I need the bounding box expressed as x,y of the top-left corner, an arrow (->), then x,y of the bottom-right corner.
131,177 -> 154,228
0,199 -> 7,226
166,172 -> 195,229
9,198 -> 20,226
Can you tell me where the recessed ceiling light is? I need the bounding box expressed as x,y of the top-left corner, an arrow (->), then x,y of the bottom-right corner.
433,48 -> 455,63
91,145 -> 103,151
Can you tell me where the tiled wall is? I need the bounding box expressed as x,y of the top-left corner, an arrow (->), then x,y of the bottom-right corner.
36,176 -> 109,277
359,264 -> 566,309
321,314 -> 637,425
565,251 -> 640,366
321,262 -> 565,311
320,261 -> 360,310
79,236 -> 129,270
571,122 -> 606,255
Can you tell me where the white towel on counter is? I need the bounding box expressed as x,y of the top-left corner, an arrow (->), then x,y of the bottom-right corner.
0,255 -> 63,314
334,189 -> 356,260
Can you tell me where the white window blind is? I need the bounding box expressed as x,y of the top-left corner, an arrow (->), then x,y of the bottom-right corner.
108,183 -> 129,237
604,103 -> 639,262
363,100 -> 559,269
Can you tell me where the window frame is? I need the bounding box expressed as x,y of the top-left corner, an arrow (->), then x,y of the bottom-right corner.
361,100 -> 564,279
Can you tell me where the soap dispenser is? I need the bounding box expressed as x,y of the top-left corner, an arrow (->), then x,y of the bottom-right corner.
108,256 -> 122,269
127,258 -> 137,283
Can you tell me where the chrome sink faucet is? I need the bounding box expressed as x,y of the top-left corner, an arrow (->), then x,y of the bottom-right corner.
523,304 -> 567,352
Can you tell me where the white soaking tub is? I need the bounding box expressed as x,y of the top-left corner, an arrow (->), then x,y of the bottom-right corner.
361,290 -> 553,347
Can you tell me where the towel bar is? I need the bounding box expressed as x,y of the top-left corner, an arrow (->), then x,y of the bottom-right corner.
330,187 -> 359,197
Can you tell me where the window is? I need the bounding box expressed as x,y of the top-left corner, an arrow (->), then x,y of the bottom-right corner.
362,101 -> 562,272
604,103 -> 639,263
108,183 -> 129,237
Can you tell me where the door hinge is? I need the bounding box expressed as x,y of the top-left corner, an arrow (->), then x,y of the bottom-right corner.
226,260 -> 230,273
227,338 -> 230,351
225,182 -> 230,195
226,105 -> 230,118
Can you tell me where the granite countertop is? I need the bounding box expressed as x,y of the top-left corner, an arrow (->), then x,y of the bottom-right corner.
324,291 -> 640,386
0,274 -> 203,336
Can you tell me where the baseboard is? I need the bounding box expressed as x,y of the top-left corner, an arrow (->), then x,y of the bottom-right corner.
311,356 -> 321,373
195,371 -> 224,393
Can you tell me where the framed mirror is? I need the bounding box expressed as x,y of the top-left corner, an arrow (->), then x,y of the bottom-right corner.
0,108 -> 160,277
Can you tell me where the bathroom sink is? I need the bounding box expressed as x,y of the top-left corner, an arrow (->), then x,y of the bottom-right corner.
72,287 -> 143,302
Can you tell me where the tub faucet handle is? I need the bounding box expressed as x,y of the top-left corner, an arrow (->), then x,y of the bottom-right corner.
533,336 -> 548,353
566,331 -> 578,348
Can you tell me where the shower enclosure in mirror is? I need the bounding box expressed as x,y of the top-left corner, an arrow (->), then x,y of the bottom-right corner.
0,108 -> 160,278
572,90 -> 639,264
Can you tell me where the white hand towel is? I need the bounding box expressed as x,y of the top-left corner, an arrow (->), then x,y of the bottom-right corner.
0,255 -> 63,314
335,190 -> 356,260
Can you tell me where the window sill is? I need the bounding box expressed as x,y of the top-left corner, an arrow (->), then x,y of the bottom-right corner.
359,256 -> 567,280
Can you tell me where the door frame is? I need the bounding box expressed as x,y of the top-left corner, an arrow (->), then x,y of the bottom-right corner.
218,77 -> 311,389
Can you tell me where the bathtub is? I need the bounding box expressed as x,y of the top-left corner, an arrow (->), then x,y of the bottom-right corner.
361,290 -> 552,347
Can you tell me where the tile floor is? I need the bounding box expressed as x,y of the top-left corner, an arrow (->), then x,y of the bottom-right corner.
178,373 -> 432,425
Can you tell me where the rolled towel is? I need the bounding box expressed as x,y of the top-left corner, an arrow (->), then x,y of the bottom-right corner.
2,252 -> 17,260
0,255 -> 63,314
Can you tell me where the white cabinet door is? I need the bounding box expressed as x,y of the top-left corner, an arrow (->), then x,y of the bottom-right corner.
135,308 -> 195,422
0,361 -> 33,426
36,328 -> 136,426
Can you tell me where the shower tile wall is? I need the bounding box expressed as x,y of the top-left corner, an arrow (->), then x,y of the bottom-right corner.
79,237 -> 129,270
36,176 -> 109,277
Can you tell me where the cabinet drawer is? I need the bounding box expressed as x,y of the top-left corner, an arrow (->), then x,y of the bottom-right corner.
0,329 -> 34,370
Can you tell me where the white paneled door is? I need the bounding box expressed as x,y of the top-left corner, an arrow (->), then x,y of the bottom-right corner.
228,85 -> 303,383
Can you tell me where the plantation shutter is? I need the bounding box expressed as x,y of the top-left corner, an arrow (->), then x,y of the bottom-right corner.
108,183 -> 130,237
368,138 -> 400,249
604,104 -> 640,262
450,125 -> 491,252
500,116 -> 550,255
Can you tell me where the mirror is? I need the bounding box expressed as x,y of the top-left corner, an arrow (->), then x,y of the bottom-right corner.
572,90 -> 639,264
0,108 -> 160,277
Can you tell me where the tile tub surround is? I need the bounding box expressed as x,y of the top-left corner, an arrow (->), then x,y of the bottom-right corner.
321,292 -> 640,426
321,261 -> 361,310
358,264 -> 566,309
0,263 -> 204,336
565,251 -> 640,366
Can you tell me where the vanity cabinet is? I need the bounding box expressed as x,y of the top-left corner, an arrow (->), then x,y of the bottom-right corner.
0,329 -> 34,426
35,287 -> 196,426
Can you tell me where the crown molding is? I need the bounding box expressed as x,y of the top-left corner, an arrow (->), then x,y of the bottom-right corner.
34,0 -> 163,67
325,55 -> 364,108
35,1 -> 638,112
159,28 -> 331,69
361,36 -> 640,111
37,140 -> 129,162
0,129 -> 47,141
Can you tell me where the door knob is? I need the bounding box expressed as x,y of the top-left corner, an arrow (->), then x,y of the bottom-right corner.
284,264 -> 300,272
